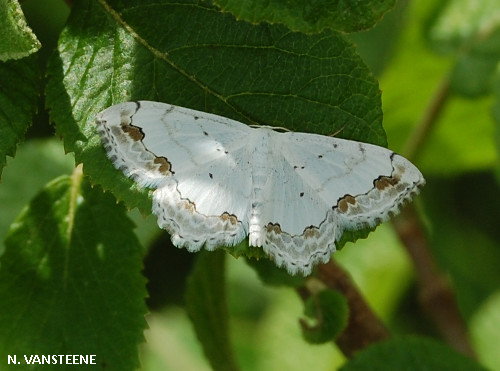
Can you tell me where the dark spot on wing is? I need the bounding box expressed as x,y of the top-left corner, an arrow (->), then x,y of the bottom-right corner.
266,223 -> 282,234
209,173 -> 213,179
154,156 -> 172,175
121,124 -> 144,141
221,212 -> 238,225
337,194 -> 357,213
374,175 -> 399,190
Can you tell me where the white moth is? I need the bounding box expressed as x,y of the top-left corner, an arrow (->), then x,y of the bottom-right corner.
96,101 -> 424,275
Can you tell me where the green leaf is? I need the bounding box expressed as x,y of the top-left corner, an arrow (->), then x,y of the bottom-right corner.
340,336 -> 487,371
185,250 -> 239,371
45,0 -> 384,261
300,289 -> 348,344
347,0 -> 410,76
46,0 -> 383,216
427,0 -> 500,97
0,138 -> 74,251
0,0 -> 41,61
340,337 -> 484,371
213,0 -> 396,34
0,172 -> 147,370
0,55 -> 39,178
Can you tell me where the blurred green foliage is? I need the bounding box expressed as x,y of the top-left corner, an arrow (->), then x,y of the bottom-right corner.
0,0 -> 499,370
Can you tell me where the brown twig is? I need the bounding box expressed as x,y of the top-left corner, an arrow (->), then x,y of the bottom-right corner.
397,72 -> 475,357
298,260 -> 391,358
402,75 -> 451,161
392,206 -> 475,357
